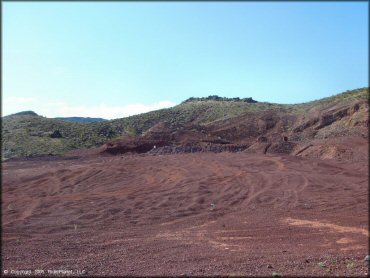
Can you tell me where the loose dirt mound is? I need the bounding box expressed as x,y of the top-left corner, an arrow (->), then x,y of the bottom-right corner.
293,136 -> 369,161
2,153 -> 368,276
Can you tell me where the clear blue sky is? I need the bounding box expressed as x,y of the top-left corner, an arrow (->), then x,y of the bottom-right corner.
3,2 -> 368,119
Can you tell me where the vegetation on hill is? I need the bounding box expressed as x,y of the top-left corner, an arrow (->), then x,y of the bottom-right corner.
182,95 -> 258,103
2,88 -> 368,159
55,117 -> 107,123
8,111 -> 39,116
287,87 -> 369,113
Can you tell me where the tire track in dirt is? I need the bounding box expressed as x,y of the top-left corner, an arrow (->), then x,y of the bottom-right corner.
2,152 -> 368,276
283,217 -> 369,237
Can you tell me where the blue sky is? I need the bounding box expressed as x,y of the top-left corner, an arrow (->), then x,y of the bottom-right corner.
3,2 -> 368,119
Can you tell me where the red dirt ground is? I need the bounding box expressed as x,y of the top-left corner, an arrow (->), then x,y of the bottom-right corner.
2,151 -> 369,276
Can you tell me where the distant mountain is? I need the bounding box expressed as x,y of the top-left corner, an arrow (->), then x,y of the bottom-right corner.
2,88 -> 368,160
55,117 -> 107,123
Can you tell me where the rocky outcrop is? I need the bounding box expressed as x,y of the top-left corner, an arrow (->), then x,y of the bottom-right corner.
148,143 -> 248,155
102,138 -> 168,155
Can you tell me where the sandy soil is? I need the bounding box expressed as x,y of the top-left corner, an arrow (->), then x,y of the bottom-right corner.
2,153 -> 369,276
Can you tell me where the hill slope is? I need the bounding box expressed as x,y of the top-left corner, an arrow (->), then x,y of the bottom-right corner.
2,88 -> 368,160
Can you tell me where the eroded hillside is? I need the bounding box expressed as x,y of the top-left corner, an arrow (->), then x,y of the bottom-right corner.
2,88 -> 368,160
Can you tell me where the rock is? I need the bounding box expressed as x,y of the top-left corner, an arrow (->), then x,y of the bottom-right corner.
267,264 -> 273,269
364,255 -> 370,264
50,130 -> 63,138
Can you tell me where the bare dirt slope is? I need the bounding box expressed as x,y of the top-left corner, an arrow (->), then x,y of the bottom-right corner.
2,150 -> 368,276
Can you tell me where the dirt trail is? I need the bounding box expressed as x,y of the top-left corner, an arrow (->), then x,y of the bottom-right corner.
2,152 -> 368,276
